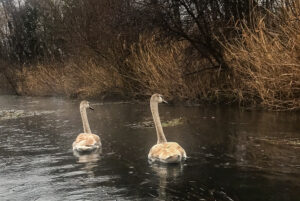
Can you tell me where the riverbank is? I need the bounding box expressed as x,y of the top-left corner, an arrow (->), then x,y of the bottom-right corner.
3,25 -> 299,111
1,5 -> 299,111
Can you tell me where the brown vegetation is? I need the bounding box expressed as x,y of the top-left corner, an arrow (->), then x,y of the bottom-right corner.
1,0 -> 300,110
222,5 -> 300,110
14,59 -> 123,98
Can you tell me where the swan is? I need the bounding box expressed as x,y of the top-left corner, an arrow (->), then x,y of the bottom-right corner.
148,94 -> 187,163
72,100 -> 101,152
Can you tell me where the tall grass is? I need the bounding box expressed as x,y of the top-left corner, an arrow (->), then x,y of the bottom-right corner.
124,35 -> 233,102
15,59 -> 123,98
10,5 -> 300,110
222,5 -> 300,110
125,35 -> 188,99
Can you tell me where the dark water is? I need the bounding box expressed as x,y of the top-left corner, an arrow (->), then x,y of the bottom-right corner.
0,95 -> 299,201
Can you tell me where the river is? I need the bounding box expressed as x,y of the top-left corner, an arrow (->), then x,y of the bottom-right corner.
0,95 -> 299,201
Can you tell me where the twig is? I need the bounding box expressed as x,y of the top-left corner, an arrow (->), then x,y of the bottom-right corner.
184,65 -> 222,76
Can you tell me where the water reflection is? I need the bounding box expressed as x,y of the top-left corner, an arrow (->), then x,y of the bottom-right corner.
0,95 -> 299,201
150,163 -> 183,200
73,149 -> 102,177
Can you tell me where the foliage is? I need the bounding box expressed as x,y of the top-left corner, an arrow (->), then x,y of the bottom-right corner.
0,0 -> 299,110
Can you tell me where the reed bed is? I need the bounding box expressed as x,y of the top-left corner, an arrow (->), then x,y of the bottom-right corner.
15,59 -> 123,98
11,6 -> 300,110
222,7 -> 300,110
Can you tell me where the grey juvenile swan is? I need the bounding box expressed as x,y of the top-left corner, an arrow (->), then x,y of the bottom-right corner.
72,100 -> 101,152
148,94 -> 187,163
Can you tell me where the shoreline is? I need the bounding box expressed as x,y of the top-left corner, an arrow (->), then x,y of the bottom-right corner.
0,91 -> 278,112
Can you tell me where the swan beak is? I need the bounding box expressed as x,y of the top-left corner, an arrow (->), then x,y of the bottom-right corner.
89,106 -> 94,110
162,99 -> 168,104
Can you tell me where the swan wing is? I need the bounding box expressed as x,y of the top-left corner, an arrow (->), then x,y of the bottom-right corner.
73,133 -> 101,152
148,142 -> 186,163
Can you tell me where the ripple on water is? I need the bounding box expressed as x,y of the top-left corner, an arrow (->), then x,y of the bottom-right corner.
0,96 -> 300,201
0,110 -> 58,121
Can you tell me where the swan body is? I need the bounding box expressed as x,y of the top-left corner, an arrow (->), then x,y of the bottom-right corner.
72,100 -> 101,152
148,94 -> 186,163
72,133 -> 101,152
148,142 -> 187,163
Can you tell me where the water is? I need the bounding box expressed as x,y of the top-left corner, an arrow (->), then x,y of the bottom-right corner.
0,95 -> 299,201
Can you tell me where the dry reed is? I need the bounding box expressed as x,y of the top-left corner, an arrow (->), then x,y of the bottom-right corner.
11,5 -> 300,110
222,6 -> 300,110
15,59 -> 123,98
125,35 -> 189,99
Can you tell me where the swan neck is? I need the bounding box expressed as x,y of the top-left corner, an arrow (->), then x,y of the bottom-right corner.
150,101 -> 167,144
80,107 -> 92,134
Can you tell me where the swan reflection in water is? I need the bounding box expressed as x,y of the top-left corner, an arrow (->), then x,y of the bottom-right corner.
73,149 -> 102,176
150,163 -> 184,200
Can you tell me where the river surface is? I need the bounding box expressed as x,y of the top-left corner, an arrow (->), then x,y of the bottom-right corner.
0,95 -> 299,201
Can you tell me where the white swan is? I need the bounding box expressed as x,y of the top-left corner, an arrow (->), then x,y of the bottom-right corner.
72,100 -> 101,152
148,94 -> 187,163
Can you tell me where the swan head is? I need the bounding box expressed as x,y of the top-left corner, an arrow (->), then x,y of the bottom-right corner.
151,94 -> 168,104
80,100 -> 94,110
